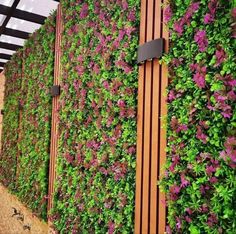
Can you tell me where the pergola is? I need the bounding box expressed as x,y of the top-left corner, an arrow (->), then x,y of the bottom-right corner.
0,0 -> 59,73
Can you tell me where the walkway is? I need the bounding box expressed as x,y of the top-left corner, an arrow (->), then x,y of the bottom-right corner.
0,184 -> 48,234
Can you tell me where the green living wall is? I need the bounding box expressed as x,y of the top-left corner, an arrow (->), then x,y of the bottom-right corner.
0,51 -> 22,190
161,1 -> 236,233
50,0 -> 140,233
1,14 -> 56,220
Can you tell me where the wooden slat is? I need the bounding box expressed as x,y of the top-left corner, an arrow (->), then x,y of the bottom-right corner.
47,4 -> 62,215
149,0 -> 162,233
141,0 -> 155,231
135,0 -> 168,233
158,0 -> 169,232
134,0 -> 147,232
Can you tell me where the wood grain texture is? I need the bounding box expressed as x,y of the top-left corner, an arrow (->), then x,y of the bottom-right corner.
47,4 -> 62,215
135,0 -> 168,232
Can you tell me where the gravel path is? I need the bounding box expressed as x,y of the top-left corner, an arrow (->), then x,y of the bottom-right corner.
0,184 -> 48,234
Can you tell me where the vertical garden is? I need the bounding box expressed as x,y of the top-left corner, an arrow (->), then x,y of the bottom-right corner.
50,0 -> 140,233
0,14 -> 56,220
0,0 -> 235,233
161,0 -> 236,233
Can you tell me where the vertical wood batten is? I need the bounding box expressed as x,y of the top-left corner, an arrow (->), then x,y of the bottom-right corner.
158,0 -> 169,232
135,0 -> 168,232
134,0 -> 147,232
48,4 -> 62,216
141,0 -> 154,232
149,0 -> 162,232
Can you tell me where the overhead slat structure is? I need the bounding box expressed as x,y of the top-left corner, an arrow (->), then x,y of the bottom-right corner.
0,0 -> 59,72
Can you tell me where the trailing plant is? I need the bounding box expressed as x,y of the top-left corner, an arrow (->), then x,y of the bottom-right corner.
50,0 -> 140,233
161,1 -> 236,233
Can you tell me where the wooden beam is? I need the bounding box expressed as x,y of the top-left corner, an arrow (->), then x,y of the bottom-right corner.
0,53 -> 12,60
135,0 -> 168,233
0,4 -> 46,24
0,62 -> 6,67
48,4 -> 62,219
4,28 -> 30,40
0,42 -> 22,51
0,0 -> 21,37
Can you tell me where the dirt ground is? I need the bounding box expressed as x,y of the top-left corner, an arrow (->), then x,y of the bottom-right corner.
0,184 -> 48,234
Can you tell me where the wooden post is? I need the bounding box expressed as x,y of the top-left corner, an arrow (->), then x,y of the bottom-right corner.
47,4 -> 62,216
134,0 -> 169,233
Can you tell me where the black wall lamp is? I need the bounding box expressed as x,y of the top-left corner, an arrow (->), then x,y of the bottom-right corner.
137,38 -> 165,65
0,109 -> 4,115
50,85 -> 60,97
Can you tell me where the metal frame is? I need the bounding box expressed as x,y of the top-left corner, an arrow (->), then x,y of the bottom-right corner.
0,0 -> 59,70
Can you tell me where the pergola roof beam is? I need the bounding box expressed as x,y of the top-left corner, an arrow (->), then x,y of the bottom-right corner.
0,53 -> 12,60
0,41 -> 22,51
0,4 -> 46,24
3,28 -> 30,40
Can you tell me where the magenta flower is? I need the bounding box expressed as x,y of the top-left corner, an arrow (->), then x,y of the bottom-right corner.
167,90 -> 176,102
164,5 -> 172,22
208,0 -> 218,14
176,217 -> 182,230
209,177 -> 218,183
204,13 -> 214,24
108,221 -> 115,234
196,126 -> 208,144
180,174 -> 190,188
207,213 -> 218,227
128,9 -> 136,22
215,48 -> 226,66
232,8 -> 236,19
117,99 -> 126,108
176,124 -> 188,133
173,20 -> 184,35
194,30 -> 208,52
190,63 -> 207,88
206,165 -> 216,176
193,72 -> 206,88
80,3 -> 88,19
185,216 -> 192,223
166,225 -> 172,234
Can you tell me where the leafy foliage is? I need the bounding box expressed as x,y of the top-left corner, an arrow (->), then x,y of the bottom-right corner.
0,51 -> 22,190
1,14 -> 56,220
50,0 -> 140,233
161,1 -> 236,233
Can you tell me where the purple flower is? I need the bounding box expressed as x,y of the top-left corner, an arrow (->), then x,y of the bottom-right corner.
208,0 -> 218,14
176,217 -> 182,230
194,30 -> 208,52
176,124 -> 188,133
173,21 -> 184,35
117,99 -> 126,108
206,165 -> 216,176
108,221 -> 115,234
128,9 -> 136,22
196,126 -> 208,144
180,174 -> 190,187
215,48 -> 226,66
193,72 -> 206,88
204,13 -> 214,24
185,216 -> 192,223
164,6 -> 172,22
166,225 -> 172,234
232,8 -> 236,19
207,213 -> 218,227
168,90 -> 176,102
209,177 -> 218,183
80,3 -> 88,19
